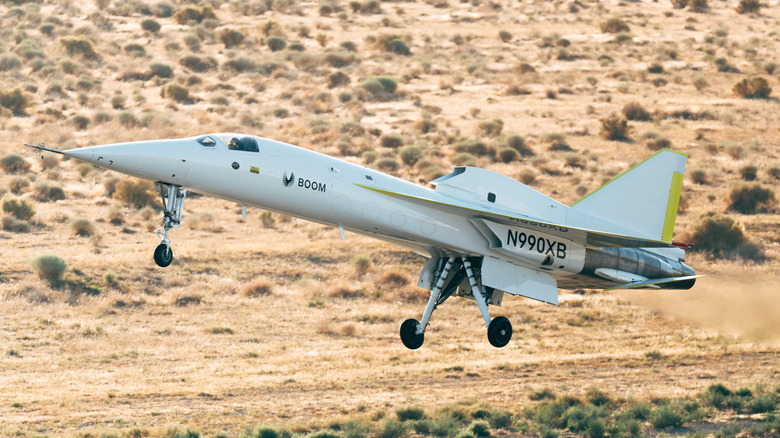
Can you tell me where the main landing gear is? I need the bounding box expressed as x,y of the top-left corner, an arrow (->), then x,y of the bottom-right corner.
153,183 -> 187,268
400,256 -> 512,350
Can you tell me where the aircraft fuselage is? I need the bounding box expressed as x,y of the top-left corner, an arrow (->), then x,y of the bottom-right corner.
62,134 -> 694,294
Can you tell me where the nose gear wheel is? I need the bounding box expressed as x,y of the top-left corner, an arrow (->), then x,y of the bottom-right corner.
154,243 -> 173,267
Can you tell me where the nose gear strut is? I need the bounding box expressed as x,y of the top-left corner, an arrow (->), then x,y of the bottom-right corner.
154,183 -> 187,267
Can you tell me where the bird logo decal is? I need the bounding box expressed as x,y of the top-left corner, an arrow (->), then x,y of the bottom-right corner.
282,171 -> 296,187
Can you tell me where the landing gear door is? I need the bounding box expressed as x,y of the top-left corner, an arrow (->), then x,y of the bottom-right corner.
417,257 -> 442,290
481,256 -> 559,305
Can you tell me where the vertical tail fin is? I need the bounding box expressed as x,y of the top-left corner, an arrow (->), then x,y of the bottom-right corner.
570,149 -> 687,242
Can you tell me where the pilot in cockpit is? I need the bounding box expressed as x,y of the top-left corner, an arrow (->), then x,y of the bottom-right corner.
228,137 -> 241,150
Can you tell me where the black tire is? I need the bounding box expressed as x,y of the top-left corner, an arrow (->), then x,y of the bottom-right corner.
487,316 -> 512,348
153,244 -> 173,268
400,318 -> 424,350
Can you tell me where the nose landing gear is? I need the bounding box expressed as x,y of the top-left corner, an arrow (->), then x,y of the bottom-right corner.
154,183 -> 187,268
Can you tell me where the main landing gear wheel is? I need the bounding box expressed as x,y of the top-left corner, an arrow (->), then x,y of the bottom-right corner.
400,318 -> 425,350
487,316 -> 512,348
153,243 -> 173,267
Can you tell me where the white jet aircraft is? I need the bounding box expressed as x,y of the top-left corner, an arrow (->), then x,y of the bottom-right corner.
27,135 -> 699,349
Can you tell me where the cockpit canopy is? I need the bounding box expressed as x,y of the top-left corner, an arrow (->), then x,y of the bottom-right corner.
195,134 -> 259,152
226,136 -> 259,152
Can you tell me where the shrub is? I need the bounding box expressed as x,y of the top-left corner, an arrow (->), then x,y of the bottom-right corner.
33,183 -> 66,202
267,37 -> 287,51
647,63 -> 664,74
60,37 -> 98,58
430,413 -> 460,437
498,148 -> 517,163
352,254 -> 372,274
0,89 -> 32,116
2,216 -> 30,233
113,178 -> 156,208
118,111 -> 138,128
600,18 -> 629,34
650,404 -> 683,429
456,139 -> 490,156
161,84 -> 192,103
690,169 -> 707,184
0,53 -> 22,71
506,135 -> 533,156
740,165 -> 758,181
693,76 -> 708,91
149,62 -> 173,78
173,6 -> 215,24
451,153 -> 477,167
477,119 -> 504,137
259,20 -> 286,37
736,0 -> 760,14
728,184 -> 775,214
327,71 -> 351,88
585,388 -> 611,407
309,430 -> 339,438
487,409 -> 513,429
747,393 -> 777,414
381,134 -> 404,149
376,158 -> 399,172
689,0 -> 708,12
1,154 -> 31,174
33,255 -> 67,285
733,77 -> 772,99
141,19 -> 161,33
688,212 -> 763,260
71,114 -> 90,130
184,34 -> 201,51
498,30 -> 512,43
467,421 -> 491,437
9,177 -> 30,194
179,55 -> 217,72
241,425 -> 286,438
155,2 -> 173,17
3,199 -> 35,221
219,28 -> 244,48
646,136 -> 672,151
223,57 -> 256,73
379,418 -> 406,438
397,407 -> 425,421
70,218 -> 96,237
398,145 -> 422,166
386,39 -> 410,56
600,117 -> 631,141
363,76 -> 397,96
622,102 -> 652,121
242,279 -> 274,297
341,121 -> 365,137
325,53 -> 353,68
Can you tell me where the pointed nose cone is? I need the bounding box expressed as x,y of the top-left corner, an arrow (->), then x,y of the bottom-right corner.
64,139 -> 194,184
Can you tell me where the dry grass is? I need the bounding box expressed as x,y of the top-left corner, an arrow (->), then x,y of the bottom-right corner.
2,0 -> 780,435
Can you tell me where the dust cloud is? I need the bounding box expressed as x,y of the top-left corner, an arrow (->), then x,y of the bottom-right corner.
617,273 -> 780,344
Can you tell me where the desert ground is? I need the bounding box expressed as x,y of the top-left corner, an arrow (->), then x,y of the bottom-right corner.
1,0 -> 780,436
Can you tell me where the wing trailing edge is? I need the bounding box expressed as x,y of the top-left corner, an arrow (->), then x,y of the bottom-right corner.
355,184 -> 676,249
